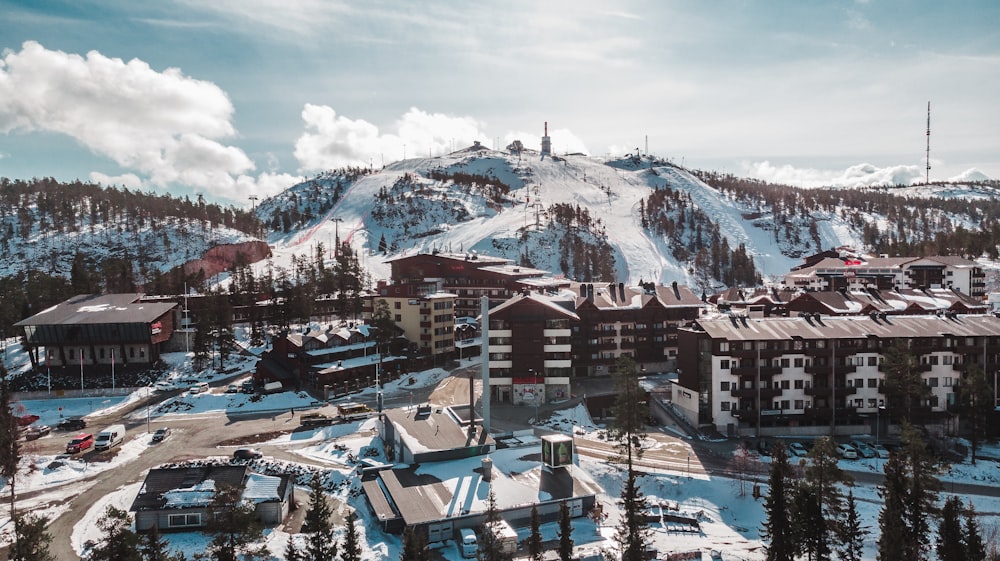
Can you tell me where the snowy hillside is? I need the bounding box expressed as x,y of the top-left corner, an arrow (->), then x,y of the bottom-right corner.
260,147 -> 998,291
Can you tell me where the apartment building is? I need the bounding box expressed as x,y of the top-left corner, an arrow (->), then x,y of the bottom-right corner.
675,313 -> 1000,437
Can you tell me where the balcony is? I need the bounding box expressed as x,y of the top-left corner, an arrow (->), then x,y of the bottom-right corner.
805,385 -> 857,397
804,364 -> 857,376
804,347 -> 832,358
731,365 -> 781,379
730,348 -> 784,360
731,387 -> 782,400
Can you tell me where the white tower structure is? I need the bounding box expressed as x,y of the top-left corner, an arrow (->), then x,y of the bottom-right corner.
540,121 -> 552,156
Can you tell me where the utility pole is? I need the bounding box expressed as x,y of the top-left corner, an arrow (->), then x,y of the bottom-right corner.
925,101 -> 932,185
331,217 -> 344,259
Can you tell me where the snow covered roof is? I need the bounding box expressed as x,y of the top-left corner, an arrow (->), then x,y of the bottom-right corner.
15,293 -> 176,326
131,465 -> 248,512
489,292 -> 580,320
695,313 -> 1000,342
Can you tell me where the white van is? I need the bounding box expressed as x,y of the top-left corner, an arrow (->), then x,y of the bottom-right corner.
94,424 -> 125,451
189,381 -> 209,394
458,528 -> 478,559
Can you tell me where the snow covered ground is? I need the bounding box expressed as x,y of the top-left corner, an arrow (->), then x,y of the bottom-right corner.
4,338 -> 1000,560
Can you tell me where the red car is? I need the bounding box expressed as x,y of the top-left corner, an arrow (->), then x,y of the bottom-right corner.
16,414 -> 40,427
66,433 -> 94,454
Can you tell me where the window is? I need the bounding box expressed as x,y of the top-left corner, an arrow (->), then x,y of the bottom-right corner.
394,314 -> 401,322
868,356 -> 878,367
868,398 -> 877,408
794,400 -> 804,409
943,377 -> 953,387
928,378 -> 939,387
868,378 -> 878,388
780,358 -> 790,368
794,358 -> 804,368
943,355 -> 953,365
720,360 -> 730,370
780,380 -> 790,390
721,401 -> 731,411
780,400 -> 790,410
394,302 -> 401,309
929,356 -> 939,366
168,513 -> 201,528
720,381 -> 731,391
719,342 -> 729,352
854,399 -> 863,408
794,379 -> 804,389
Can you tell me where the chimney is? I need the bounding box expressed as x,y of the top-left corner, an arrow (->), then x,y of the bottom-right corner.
481,457 -> 493,482
579,284 -> 587,297
619,282 -> 625,302
608,283 -> 617,303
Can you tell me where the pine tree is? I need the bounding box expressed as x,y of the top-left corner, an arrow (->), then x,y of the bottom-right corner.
527,504 -> 543,561
609,356 -> 650,561
877,452 -> 910,561
796,436 -> 851,561
140,523 -> 186,561
900,422 -> 941,560
838,490 -> 866,561
284,535 -> 303,561
937,496 -> 965,561
0,367 -> 23,554
204,484 -> 269,561
399,527 -> 429,561
478,485 -> 511,561
557,500 -> 574,561
963,502 -> 987,561
341,511 -> 362,561
8,513 -> 56,561
89,505 -> 142,561
302,475 -> 337,561
760,442 -> 793,561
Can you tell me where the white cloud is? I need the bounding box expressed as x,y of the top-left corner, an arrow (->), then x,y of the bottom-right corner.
294,105 -> 491,170
89,172 -> 144,189
948,168 -> 991,183
743,161 -> 925,188
0,41 -> 264,201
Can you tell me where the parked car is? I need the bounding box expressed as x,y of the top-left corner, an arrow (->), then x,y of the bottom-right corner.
756,439 -> 773,456
16,414 -> 40,427
233,448 -> 263,460
66,433 -> 94,454
872,444 -> 890,459
788,442 -> 808,457
836,443 -> 858,460
458,528 -> 478,559
152,380 -> 177,392
151,427 -> 171,442
850,440 -> 876,458
225,384 -> 239,394
57,417 -> 87,431
23,425 -> 52,440
241,380 -> 255,394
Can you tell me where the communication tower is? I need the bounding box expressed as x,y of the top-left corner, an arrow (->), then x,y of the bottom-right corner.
925,101 -> 931,184
540,121 -> 552,156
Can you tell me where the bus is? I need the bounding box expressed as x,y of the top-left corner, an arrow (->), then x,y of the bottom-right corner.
337,402 -> 373,421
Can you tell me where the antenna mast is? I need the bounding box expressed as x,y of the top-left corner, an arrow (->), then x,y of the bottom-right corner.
925,101 -> 931,185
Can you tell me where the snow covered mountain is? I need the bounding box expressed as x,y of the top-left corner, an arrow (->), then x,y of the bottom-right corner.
258,146 -> 997,292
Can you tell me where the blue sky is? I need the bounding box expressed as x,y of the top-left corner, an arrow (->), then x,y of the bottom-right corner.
1,0 -> 997,204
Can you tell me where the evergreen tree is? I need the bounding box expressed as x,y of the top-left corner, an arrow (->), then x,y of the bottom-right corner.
954,361 -> 994,464
284,535 -> 303,561
341,511 -> 362,561
89,505 -> 142,561
760,442 -> 793,561
302,475 -> 337,561
140,523 -> 186,561
798,436 -> 851,561
204,484 -> 269,561
937,496 -> 965,561
0,367 -> 22,553
963,502 -> 987,561
608,356 -> 650,561
790,482 -> 825,561
399,527 -> 429,561
900,422 -> 941,560
8,513 -> 56,561
478,485 -> 510,561
557,500 -> 574,561
527,504 -> 544,561
838,490 -> 866,561
877,452 -> 914,561
882,340 -> 929,424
